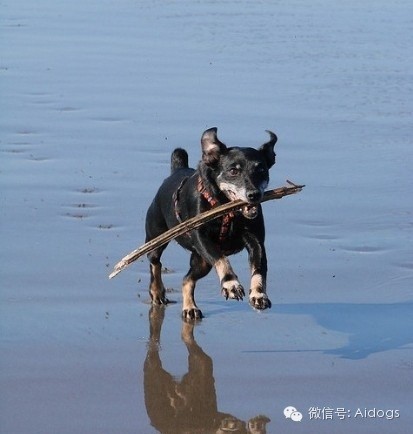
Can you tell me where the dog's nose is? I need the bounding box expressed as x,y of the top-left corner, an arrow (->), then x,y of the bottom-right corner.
247,190 -> 262,203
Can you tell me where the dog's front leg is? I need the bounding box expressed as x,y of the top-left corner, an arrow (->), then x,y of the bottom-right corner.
194,232 -> 245,301
214,257 -> 245,301
243,233 -> 272,310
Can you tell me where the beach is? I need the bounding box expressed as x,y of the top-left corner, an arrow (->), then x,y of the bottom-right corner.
1,0 -> 412,432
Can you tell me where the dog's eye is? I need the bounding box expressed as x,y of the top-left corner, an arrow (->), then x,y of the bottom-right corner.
229,168 -> 240,176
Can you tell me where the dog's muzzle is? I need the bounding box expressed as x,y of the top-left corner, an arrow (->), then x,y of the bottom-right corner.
219,184 -> 261,219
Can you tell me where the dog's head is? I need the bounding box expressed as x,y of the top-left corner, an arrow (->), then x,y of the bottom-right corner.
200,127 -> 277,218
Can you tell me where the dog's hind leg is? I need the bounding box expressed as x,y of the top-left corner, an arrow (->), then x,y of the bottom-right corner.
182,253 -> 212,320
147,245 -> 170,305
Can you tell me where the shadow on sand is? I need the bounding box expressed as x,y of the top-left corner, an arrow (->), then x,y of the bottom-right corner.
143,306 -> 270,434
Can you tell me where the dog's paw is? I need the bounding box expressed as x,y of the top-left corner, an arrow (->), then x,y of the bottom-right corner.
221,279 -> 245,301
249,292 -> 272,310
182,308 -> 203,320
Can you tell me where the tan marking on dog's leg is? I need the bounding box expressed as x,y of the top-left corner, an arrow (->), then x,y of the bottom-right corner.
181,277 -> 202,319
249,271 -> 271,310
250,273 -> 264,294
214,257 -> 234,281
215,258 -> 245,300
149,263 -> 168,304
182,277 -> 197,311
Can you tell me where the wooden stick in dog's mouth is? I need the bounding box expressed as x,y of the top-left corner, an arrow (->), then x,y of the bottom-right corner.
108,180 -> 304,279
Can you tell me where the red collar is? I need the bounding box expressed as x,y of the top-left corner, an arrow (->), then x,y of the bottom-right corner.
197,176 -> 219,207
197,176 -> 235,243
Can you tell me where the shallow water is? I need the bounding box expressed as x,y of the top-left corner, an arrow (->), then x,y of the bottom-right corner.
1,0 -> 413,433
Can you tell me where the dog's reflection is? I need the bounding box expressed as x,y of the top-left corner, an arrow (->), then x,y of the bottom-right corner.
144,306 -> 270,434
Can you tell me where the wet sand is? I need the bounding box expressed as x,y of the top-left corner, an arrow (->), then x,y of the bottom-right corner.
1,0 -> 412,433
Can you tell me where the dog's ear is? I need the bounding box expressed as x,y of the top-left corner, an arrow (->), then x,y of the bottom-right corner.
259,130 -> 277,168
201,127 -> 227,165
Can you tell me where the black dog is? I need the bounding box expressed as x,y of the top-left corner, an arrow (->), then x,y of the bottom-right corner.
145,127 -> 277,319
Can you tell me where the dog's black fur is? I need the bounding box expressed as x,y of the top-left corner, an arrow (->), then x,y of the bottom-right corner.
145,127 -> 277,319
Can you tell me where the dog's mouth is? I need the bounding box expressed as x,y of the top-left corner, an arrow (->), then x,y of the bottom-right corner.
241,204 -> 259,219
222,189 -> 259,220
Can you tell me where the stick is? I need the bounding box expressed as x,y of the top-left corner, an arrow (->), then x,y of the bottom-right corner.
109,180 -> 304,279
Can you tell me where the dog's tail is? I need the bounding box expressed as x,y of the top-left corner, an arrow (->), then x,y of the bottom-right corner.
170,148 -> 189,174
